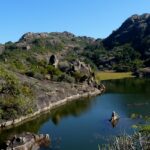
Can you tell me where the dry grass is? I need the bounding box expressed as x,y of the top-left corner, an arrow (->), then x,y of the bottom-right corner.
98,132 -> 150,150
96,71 -> 134,81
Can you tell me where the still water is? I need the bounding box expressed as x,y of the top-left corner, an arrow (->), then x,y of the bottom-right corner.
0,78 -> 150,149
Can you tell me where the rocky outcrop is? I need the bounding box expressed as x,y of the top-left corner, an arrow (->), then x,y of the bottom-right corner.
49,55 -> 59,68
71,60 -> 92,74
58,60 -> 95,83
15,42 -> 31,50
2,133 -> 50,150
19,32 -> 49,42
103,13 -> 150,58
8,31 -> 95,53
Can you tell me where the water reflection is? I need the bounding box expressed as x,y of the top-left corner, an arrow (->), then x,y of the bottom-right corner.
110,119 -> 119,128
50,98 -> 93,125
0,97 -> 93,144
0,78 -> 150,150
0,113 -> 50,144
103,78 -> 150,94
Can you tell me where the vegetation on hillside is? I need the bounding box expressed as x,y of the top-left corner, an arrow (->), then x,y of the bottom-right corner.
0,65 -> 35,121
0,13 -> 149,123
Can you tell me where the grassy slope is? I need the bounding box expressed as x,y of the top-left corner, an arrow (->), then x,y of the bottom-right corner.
96,71 -> 134,81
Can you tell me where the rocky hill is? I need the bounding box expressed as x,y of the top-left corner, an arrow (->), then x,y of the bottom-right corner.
0,14 -> 150,72
0,13 -> 149,126
83,13 -> 150,71
5,31 -> 94,52
103,13 -> 150,58
0,32 -> 103,125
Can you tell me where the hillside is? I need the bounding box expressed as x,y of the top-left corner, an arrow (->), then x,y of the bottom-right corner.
0,14 -> 150,72
0,13 -> 149,125
103,13 -> 150,58
0,32 -> 103,124
102,13 -> 150,69
84,13 -> 150,71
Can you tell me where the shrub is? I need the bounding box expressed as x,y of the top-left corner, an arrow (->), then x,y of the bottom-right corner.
46,65 -> 62,76
57,74 -> 75,83
0,66 -> 35,120
72,71 -> 84,82
25,71 -> 35,77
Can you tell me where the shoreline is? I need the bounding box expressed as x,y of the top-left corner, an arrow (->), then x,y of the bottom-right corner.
0,87 -> 104,130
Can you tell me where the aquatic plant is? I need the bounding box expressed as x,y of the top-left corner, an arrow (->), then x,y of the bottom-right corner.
98,131 -> 150,150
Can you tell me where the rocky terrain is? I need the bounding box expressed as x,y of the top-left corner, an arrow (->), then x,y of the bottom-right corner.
0,39 -> 104,128
1,132 -> 50,150
1,14 -> 150,72
0,13 -> 149,128
103,13 -> 150,58
84,13 -> 150,72
102,13 -> 150,71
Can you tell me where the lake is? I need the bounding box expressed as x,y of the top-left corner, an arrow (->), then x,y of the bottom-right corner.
0,78 -> 150,150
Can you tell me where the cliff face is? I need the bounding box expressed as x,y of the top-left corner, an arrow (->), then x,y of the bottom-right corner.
103,13 -> 150,58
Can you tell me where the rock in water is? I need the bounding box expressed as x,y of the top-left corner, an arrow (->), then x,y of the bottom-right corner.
109,111 -> 120,127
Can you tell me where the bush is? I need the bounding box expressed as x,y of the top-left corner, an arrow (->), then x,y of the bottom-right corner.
0,66 -> 35,120
34,73 -> 44,80
25,71 -> 35,77
57,74 -> 75,83
46,65 -> 62,76
72,71 -> 84,82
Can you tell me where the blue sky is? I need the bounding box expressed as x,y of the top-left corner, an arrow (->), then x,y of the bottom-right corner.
0,0 -> 149,43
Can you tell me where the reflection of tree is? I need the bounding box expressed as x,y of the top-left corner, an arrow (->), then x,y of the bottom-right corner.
51,98 -> 93,125
103,78 -> 150,94
0,97 -> 94,144
110,119 -> 119,128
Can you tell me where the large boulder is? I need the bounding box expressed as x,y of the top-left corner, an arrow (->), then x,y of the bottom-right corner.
58,60 -> 95,83
3,133 -> 50,150
49,55 -> 59,68
16,42 -> 31,50
58,61 -> 72,73
71,60 -> 92,74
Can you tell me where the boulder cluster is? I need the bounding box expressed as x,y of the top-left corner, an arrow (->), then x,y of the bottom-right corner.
2,132 -> 50,150
49,54 -> 97,85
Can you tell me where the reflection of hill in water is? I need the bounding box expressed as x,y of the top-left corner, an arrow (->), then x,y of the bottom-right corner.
0,97 -> 93,144
103,78 -> 150,94
51,98 -> 93,125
